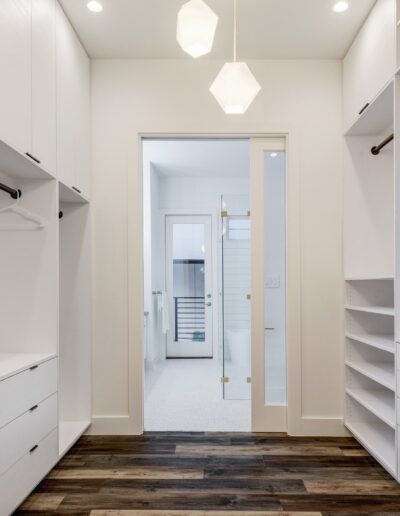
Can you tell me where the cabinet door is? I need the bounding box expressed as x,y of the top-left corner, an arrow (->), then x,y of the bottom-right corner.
74,35 -> 91,198
0,0 -> 31,153
56,1 -> 76,188
32,0 -> 56,174
343,0 -> 396,131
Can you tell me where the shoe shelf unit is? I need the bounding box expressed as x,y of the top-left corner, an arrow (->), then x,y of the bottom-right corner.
344,77 -> 397,480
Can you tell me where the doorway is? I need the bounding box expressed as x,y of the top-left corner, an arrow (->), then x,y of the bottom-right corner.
166,215 -> 213,358
141,137 -> 287,432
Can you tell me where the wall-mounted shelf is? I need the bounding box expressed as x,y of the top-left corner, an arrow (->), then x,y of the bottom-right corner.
346,360 -> 395,391
59,181 -> 89,204
345,305 -> 395,316
346,333 -> 395,354
346,388 -> 395,429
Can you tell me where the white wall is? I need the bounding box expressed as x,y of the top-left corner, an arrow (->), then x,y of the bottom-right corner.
90,59 -> 344,435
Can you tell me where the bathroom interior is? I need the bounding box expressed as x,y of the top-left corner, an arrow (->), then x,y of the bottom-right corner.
142,138 -> 287,431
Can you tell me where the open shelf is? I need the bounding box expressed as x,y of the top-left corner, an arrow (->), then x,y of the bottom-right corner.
346,333 -> 394,354
59,420 -> 91,457
346,361 -> 395,391
345,398 -> 396,477
59,181 -> 89,204
345,305 -> 395,316
345,276 -> 394,281
0,139 -> 55,180
346,389 -> 395,429
0,353 -> 57,382
345,79 -> 393,136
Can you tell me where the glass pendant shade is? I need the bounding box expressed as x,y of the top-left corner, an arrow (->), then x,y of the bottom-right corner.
177,0 -> 218,58
210,62 -> 261,114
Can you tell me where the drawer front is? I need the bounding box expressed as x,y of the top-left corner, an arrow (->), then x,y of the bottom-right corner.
0,428 -> 58,516
0,358 -> 57,428
0,393 -> 57,477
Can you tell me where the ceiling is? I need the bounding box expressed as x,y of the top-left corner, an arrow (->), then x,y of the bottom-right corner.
142,139 -> 250,178
60,0 -> 376,60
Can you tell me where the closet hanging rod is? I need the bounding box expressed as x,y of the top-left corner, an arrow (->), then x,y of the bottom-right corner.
0,182 -> 21,199
371,133 -> 394,155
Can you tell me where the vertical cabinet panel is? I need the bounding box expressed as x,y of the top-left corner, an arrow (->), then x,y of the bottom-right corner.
56,3 -> 90,198
32,0 -> 56,174
343,0 -> 396,132
0,0 -> 31,154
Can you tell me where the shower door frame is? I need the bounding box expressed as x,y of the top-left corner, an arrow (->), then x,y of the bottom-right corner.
133,132 -> 302,436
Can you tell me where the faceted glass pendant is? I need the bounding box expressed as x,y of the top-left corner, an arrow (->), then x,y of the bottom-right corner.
210,62 -> 261,114
177,0 -> 218,58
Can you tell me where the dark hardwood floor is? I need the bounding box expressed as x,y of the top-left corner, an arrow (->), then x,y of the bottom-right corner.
14,432 -> 400,515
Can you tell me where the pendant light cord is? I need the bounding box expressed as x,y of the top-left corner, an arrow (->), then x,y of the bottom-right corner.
233,0 -> 237,62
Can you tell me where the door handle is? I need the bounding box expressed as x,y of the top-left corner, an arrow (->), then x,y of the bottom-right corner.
206,302 -> 212,307
265,327 -> 275,330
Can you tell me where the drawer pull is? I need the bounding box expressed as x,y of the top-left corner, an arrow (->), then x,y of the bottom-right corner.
29,444 -> 39,454
29,365 -> 39,371
72,186 -> 81,194
25,152 -> 41,164
29,405 -> 39,412
358,103 -> 370,115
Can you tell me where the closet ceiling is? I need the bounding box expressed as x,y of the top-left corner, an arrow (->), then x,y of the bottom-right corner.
60,0 -> 376,59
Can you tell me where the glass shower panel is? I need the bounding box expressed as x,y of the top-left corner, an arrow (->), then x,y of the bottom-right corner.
221,194 -> 251,400
264,151 -> 287,404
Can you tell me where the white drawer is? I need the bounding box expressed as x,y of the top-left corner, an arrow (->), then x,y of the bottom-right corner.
0,428 -> 58,516
0,358 -> 57,428
0,393 -> 57,477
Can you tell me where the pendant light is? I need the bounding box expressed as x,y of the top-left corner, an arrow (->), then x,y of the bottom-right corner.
177,0 -> 218,58
210,0 -> 261,114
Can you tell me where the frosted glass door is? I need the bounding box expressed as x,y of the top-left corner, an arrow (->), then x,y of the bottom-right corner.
221,195 -> 251,400
166,215 -> 213,357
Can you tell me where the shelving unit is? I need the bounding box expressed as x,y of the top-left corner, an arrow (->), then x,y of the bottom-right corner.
344,76 -> 397,480
58,190 -> 91,457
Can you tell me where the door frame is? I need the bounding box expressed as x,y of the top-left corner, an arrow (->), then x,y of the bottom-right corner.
132,132 -> 301,435
165,214 -> 213,358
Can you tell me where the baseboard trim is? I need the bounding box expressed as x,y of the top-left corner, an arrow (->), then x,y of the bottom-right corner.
87,415 -> 141,435
289,416 -> 348,436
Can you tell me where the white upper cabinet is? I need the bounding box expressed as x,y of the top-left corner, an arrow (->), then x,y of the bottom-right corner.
0,0 -> 31,155
56,3 -> 91,198
343,0 -> 396,132
32,0 -> 57,173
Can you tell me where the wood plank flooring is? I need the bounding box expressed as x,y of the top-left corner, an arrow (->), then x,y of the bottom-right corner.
13,432 -> 400,515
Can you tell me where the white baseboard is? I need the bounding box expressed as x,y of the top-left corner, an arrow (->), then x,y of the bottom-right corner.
87,415 -> 142,435
289,416 -> 348,436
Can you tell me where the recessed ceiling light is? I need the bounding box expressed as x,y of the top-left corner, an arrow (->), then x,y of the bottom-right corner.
270,152 -> 278,158
332,1 -> 349,13
87,1 -> 103,13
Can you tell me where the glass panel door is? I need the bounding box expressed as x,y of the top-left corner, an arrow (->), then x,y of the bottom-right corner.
166,215 -> 213,357
221,195 -> 251,399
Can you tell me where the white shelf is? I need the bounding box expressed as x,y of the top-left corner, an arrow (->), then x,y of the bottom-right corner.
346,360 -> 395,391
345,305 -> 395,316
346,389 -> 395,429
0,139 -> 54,180
0,353 -> 57,382
59,181 -> 89,204
345,420 -> 396,476
346,333 -> 394,354
59,420 -> 91,458
345,276 -> 394,281
345,79 -> 393,136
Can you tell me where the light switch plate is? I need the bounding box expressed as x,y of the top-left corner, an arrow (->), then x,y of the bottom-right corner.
265,276 -> 280,288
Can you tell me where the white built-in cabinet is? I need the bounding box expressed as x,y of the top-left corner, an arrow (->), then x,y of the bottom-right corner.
343,0 -> 400,483
56,2 -> 91,198
0,1 -> 91,514
343,0 -> 396,132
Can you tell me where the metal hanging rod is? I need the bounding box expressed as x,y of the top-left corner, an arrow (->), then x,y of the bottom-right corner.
371,133 -> 394,155
0,182 -> 21,199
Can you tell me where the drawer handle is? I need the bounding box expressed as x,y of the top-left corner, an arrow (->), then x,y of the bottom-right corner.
29,444 -> 39,454
29,365 -> 39,371
29,405 -> 39,412
358,103 -> 370,115
72,186 -> 81,194
25,152 -> 41,164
